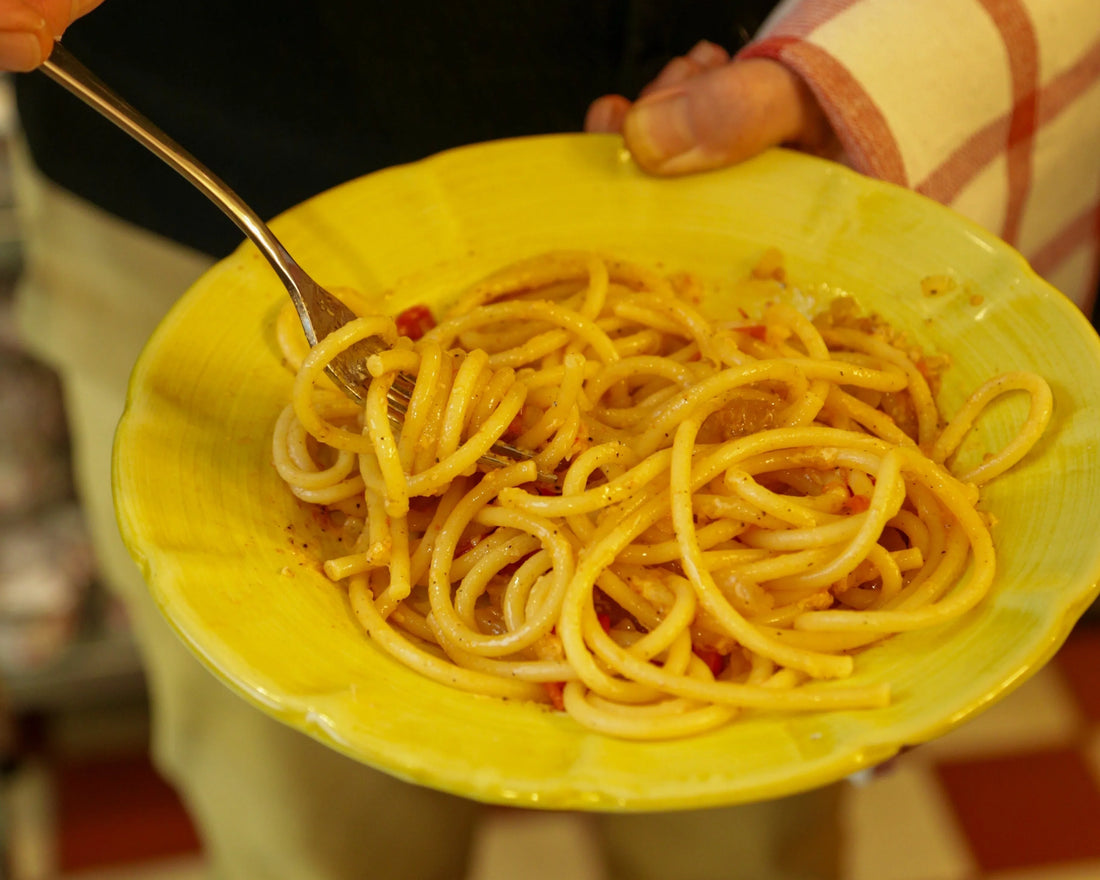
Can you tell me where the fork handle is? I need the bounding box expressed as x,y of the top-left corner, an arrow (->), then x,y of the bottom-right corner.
39,43 -> 313,310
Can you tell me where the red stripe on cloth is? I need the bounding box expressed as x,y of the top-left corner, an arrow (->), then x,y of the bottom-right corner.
1028,39 -> 1100,303
979,0 -> 1040,244
918,35 -> 1100,224
916,118 -> 1013,208
742,36 -> 906,184
1029,201 -> 1100,298
1038,35 -> 1100,121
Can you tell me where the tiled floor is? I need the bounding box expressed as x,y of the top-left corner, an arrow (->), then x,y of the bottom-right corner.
842,618 -> 1100,880
2,616 -> 1099,880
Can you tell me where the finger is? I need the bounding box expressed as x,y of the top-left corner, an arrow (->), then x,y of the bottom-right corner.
686,39 -> 731,69
584,94 -> 631,133
62,0 -> 106,29
640,40 -> 731,98
0,0 -> 46,70
585,42 -> 732,137
0,5 -> 50,71
0,0 -> 105,70
69,0 -> 107,19
0,0 -> 46,29
622,58 -> 833,176
0,30 -> 46,71
36,0 -> 104,38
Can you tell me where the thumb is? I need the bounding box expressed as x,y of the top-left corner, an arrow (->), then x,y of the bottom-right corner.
622,57 -> 834,176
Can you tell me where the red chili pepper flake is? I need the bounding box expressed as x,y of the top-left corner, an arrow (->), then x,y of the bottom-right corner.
454,531 -> 485,557
519,479 -> 561,497
543,681 -> 566,711
739,324 -> 768,341
501,406 -> 528,442
395,304 -> 436,340
693,646 -> 728,678
843,494 -> 872,514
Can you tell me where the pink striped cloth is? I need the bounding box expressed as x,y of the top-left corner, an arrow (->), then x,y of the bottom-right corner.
741,0 -> 1100,313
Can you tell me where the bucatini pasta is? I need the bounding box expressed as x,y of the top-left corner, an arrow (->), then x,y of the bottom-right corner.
271,251 -> 1052,740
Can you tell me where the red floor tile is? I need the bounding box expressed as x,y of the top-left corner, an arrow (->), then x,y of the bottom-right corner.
1054,623 -> 1100,724
934,746 -> 1100,872
54,751 -> 202,872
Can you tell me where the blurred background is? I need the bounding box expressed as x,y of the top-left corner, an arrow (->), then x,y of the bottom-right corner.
0,68 -> 1099,880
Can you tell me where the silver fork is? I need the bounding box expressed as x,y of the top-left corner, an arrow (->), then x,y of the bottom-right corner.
40,42 -> 530,471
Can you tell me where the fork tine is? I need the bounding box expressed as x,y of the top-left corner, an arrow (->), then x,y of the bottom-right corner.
384,373 -> 416,414
40,42 -> 542,481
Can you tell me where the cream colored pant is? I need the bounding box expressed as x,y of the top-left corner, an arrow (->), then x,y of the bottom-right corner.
11,140 -> 840,880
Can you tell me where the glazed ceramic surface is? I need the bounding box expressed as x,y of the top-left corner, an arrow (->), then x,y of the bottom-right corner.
114,136 -> 1100,810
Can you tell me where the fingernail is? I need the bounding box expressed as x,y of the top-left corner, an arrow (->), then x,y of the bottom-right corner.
585,95 -> 629,133
687,40 -> 728,66
1,1 -> 47,31
623,87 -> 695,170
0,31 -> 47,71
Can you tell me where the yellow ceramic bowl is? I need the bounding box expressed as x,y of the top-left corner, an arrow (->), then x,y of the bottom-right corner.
114,135 -> 1100,811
